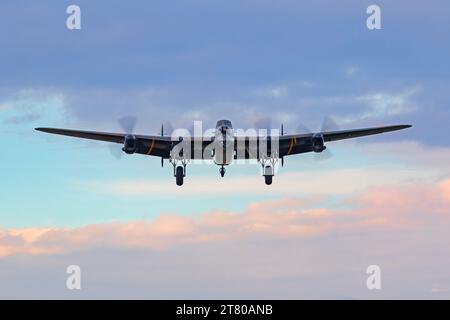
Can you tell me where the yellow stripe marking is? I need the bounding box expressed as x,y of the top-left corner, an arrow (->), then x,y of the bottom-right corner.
147,139 -> 155,155
287,136 -> 296,155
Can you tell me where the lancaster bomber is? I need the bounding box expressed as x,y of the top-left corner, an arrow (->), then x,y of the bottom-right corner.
36,120 -> 411,186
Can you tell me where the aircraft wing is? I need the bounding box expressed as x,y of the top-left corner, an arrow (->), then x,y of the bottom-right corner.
279,124 -> 411,157
35,127 -> 175,158
37,124 -> 411,159
322,125 -> 412,142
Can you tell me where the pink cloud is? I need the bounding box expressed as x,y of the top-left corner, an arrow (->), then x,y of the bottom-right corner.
439,179 -> 450,203
1,179 -> 450,258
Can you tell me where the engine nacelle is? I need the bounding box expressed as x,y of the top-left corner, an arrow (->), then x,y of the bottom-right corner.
122,134 -> 138,154
311,133 -> 326,153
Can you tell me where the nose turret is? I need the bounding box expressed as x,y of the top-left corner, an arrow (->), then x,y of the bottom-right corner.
216,119 -> 233,129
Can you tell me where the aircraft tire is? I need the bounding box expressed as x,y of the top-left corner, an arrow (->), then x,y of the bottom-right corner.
264,175 -> 272,185
176,166 -> 184,186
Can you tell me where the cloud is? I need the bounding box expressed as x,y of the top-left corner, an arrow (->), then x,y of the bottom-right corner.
1,135 -> 450,299
0,228 -> 60,257
357,140 -> 450,169
345,66 -> 358,77
440,179 -> 450,202
354,87 -> 419,117
0,88 -> 68,127
1,177 -> 449,259
3,84 -> 420,136
3,112 -> 41,125
431,285 -> 449,294
78,140 -> 447,198
82,167 -> 438,197
253,86 -> 289,98
308,87 -> 420,125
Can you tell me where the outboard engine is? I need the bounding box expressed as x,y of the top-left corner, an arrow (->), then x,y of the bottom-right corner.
311,133 -> 326,153
122,134 -> 138,154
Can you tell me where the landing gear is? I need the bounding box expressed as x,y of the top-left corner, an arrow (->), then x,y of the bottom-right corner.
260,153 -> 278,185
170,154 -> 188,186
219,166 -> 226,178
176,166 -> 184,186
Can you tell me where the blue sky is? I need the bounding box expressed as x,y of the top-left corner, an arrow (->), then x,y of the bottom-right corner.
1,1 -> 449,142
1,1 -> 450,299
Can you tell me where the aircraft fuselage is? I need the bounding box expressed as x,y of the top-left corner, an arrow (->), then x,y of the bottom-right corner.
214,119 -> 234,166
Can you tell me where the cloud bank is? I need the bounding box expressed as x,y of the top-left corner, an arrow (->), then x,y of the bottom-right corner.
2,177 -> 449,258
1,177 -> 449,298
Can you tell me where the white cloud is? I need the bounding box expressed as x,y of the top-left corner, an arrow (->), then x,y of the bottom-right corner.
296,86 -> 420,126
82,167 -> 438,198
78,140 -> 448,198
301,80 -> 317,88
345,66 -> 358,77
336,87 -> 419,124
254,86 -> 289,98
356,87 -> 418,115
0,88 -> 68,126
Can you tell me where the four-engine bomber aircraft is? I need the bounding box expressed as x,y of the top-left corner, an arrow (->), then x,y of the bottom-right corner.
36,120 -> 411,186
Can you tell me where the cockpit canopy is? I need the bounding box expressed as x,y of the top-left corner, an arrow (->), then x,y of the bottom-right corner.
216,119 -> 233,129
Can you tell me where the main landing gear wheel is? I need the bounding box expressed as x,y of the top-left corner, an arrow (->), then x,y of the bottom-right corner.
176,166 -> 184,186
219,166 -> 226,178
264,175 -> 273,185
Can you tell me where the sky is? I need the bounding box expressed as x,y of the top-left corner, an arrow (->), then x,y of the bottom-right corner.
0,0 -> 450,299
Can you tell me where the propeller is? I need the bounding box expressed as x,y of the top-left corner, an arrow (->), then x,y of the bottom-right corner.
160,121 -> 174,137
314,143 -> 333,161
315,116 -> 339,161
253,117 -> 287,166
118,116 -> 137,135
321,115 -> 339,132
109,116 -> 137,159
281,123 -> 284,167
253,116 -> 273,136
160,121 -> 174,167
297,116 -> 339,161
